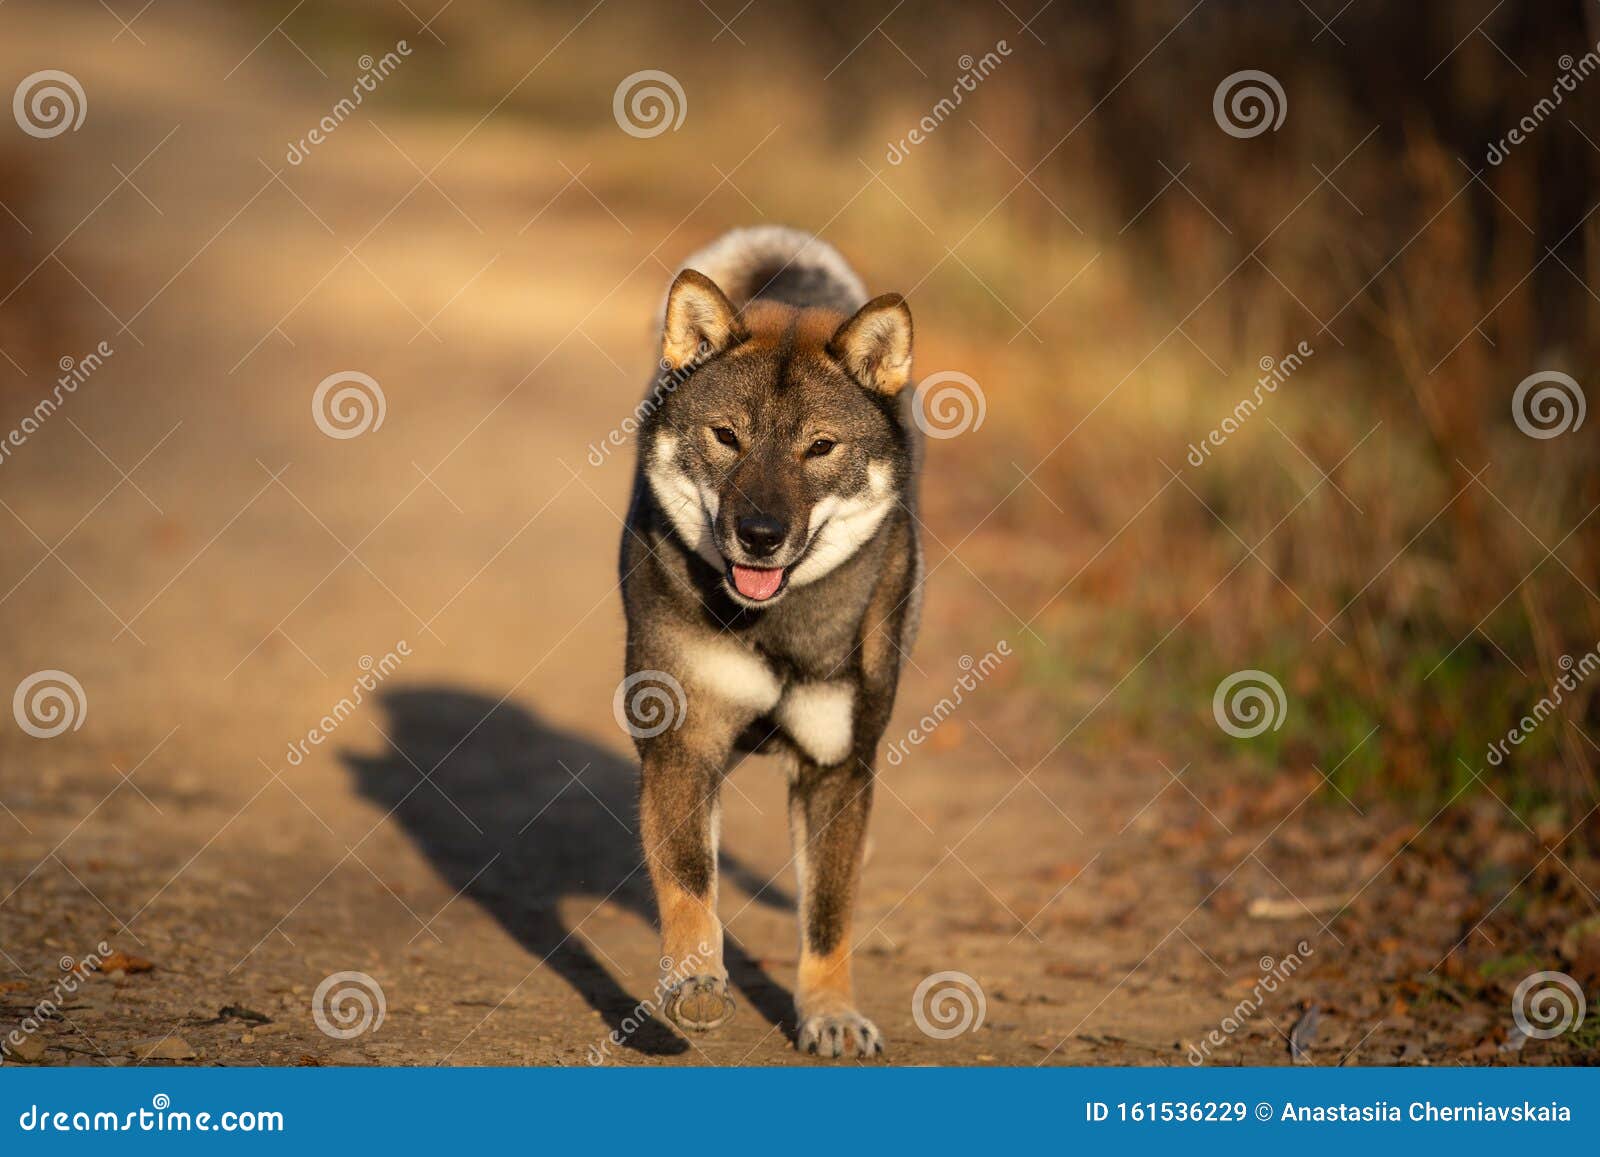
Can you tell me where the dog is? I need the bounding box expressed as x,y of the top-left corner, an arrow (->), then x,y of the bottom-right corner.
619,225 -> 922,1058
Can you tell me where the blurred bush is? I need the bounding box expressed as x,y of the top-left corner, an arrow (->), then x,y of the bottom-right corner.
781,1 -> 1599,825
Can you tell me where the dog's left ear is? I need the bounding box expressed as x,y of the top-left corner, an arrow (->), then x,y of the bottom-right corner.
828,293 -> 913,396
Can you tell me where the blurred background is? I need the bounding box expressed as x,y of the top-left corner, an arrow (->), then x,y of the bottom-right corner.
0,0 -> 1596,1066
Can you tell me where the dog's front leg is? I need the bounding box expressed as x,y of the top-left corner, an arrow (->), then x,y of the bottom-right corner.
639,737 -> 735,1033
789,757 -> 881,1057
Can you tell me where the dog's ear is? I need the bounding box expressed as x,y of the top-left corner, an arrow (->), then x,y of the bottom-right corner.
828,293 -> 913,396
661,269 -> 746,370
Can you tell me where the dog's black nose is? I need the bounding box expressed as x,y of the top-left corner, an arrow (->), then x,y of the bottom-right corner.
735,514 -> 786,558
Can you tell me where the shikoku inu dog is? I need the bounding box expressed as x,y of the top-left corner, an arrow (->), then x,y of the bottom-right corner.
619,226 -> 922,1058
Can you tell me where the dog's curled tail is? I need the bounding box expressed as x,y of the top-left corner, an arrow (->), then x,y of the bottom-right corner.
674,225 -> 868,315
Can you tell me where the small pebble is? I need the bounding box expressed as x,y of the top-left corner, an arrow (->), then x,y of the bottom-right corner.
7,1035 -> 46,1063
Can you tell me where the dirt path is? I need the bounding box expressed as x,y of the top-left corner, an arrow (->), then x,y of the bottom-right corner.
0,2 -> 1580,1068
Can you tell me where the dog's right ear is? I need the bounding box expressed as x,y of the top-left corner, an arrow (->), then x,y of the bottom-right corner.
661,269 -> 746,370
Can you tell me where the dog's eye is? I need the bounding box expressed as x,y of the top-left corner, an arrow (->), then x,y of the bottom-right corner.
806,438 -> 836,459
712,426 -> 740,450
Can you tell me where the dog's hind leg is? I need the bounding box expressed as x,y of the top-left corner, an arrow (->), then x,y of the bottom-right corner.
789,758 -> 882,1058
639,748 -> 736,1033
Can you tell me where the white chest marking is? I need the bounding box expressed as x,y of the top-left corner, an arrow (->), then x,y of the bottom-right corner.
775,682 -> 855,766
679,635 -> 782,714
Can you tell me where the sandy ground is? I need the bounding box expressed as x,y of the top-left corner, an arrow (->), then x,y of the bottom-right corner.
0,2 -> 1590,1068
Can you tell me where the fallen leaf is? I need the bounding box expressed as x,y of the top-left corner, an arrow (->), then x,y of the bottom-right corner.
88,951 -> 154,977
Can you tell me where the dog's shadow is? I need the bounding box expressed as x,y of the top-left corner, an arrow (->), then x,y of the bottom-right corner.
342,686 -> 795,1057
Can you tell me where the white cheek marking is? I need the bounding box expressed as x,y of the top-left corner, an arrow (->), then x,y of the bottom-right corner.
789,459 -> 896,587
775,682 -> 854,766
789,491 -> 893,587
806,494 -> 840,534
646,432 -> 725,569
679,636 -> 782,713
868,461 -> 892,496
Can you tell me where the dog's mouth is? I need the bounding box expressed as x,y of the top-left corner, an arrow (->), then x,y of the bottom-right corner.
718,516 -> 837,605
728,563 -> 787,602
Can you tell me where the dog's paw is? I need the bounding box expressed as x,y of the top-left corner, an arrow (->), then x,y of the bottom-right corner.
797,1010 -> 884,1059
662,975 -> 735,1033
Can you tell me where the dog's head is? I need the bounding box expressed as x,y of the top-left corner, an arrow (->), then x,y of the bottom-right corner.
643,269 -> 914,609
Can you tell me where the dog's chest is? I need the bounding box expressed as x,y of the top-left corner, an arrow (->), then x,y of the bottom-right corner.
772,680 -> 855,766
681,635 -> 855,766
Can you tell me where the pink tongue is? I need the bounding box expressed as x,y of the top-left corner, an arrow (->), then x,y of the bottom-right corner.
732,565 -> 784,600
